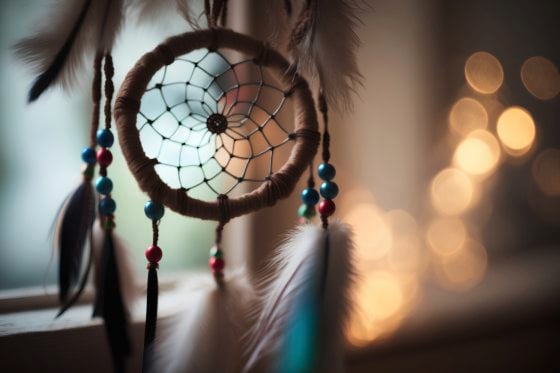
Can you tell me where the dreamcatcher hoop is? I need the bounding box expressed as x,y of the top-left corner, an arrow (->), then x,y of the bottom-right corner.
114,28 -> 320,221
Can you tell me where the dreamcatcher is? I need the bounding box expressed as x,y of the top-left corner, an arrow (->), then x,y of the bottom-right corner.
16,0 -> 362,372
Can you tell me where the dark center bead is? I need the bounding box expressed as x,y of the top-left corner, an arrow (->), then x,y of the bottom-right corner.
206,113 -> 228,134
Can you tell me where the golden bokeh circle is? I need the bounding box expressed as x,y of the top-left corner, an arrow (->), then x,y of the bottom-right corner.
427,217 -> 467,257
521,56 -> 560,100
431,168 -> 474,215
464,51 -> 504,94
496,106 -> 536,154
448,97 -> 488,136
453,129 -> 501,176
532,148 -> 560,197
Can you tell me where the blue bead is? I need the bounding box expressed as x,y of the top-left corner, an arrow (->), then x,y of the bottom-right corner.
81,147 -> 96,164
99,198 -> 116,215
95,176 -> 113,195
320,181 -> 339,199
144,201 -> 165,220
96,129 -> 114,148
317,163 -> 336,181
301,188 -> 320,205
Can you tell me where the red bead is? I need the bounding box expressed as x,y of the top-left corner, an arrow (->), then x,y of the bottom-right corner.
319,199 -> 336,217
97,148 -> 113,167
209,256 -> 225,272
145,245 -> 162,263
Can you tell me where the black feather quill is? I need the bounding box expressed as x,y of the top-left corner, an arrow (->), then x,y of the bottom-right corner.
27,0 -> 93,102
94,230 -> 131,373
56,180 -> 95,305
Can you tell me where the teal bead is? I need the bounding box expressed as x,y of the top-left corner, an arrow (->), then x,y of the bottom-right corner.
317,163 -> 336,181
96,129 -> 114,148
320,181 -> 339,199
298,204 -> 316,219
81,147 -> 96,164
301,188 -> 319,205
144,200 -> 164,220
99,198 -> 116,215
95,176 -> 113,195
209,246 -> 224,259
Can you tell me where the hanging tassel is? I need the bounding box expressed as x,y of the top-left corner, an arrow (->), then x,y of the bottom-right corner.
92,222 -> 134,373
142,263 -> 159,372
151,271 -> 255,373
244,221 -> 355,372
14,0 -> 125,101
54,174 -> 95,306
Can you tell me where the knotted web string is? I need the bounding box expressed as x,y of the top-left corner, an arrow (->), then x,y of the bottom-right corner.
137,49 -> 295,197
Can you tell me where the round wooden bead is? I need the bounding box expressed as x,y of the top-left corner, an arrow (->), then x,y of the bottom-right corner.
319,199 -> 336,217
209,256 -> 225,272
99,197 -> 116,215
144,201 -> 165,220
96,148 -> 113,167
145,245 -> 163,263
297,204 -> 316,219
301,187 -> 320,205
81,147 -> 97,164
96,129 -> 114,148
320,181 -> 339,199
95,176 -> 113,195
318,163 -> 336,181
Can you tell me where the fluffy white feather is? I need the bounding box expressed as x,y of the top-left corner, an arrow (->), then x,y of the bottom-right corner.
152,270 -> 255,373
244,221 -> 355,372
14,0 -> 125,100
292,0 -> 363,111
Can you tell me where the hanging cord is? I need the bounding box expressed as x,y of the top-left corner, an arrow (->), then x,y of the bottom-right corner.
211,195 -> 230,285
205,0 -> 229,28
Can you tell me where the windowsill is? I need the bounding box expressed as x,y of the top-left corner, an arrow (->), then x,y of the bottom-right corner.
1,250 -> 559,372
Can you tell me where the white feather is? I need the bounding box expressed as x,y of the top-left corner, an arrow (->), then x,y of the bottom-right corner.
244,220 -> 355,372
292,0 -> 364,111
92,221 -> 140,312
152,270 -> 255,373
14,0 -> 125,94
129,0 -> 200,28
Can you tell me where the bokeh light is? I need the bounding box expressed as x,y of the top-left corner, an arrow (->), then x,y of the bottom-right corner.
532,148 -> 560,196
426,217 -> 467,257
431,168 -> 474,215
496,106 -> 536,155
464,51 -> 504,94
345,203 -> 392,263
386,210 -> 423,274
448,97 -> 488,136
521,56 -> 560,100
453,129 -> 501,176
435,239 -> 488,291
347,270 -> 407,346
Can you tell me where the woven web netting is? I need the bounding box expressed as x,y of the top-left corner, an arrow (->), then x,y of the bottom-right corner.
137,48 -> 295,199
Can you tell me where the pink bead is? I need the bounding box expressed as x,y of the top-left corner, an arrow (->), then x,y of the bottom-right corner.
145,245 -> 162,263
97,148 -> 113,167
319,199 -> 336,217
209,256 -> 225,272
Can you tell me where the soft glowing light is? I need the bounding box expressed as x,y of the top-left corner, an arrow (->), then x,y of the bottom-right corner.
346,271 -> 405,346
386,210 -> 423,273
453,129 -> 500,176
345,204 -> 392,263
431,168 -> 474,215
448,97 -> 488,136
521,56 -> 560,100
496,106 -> 536,154
436,239 -> 487,291
426,217 -> 467,257
532,149 -> 560,196
464,51 -> 504,94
